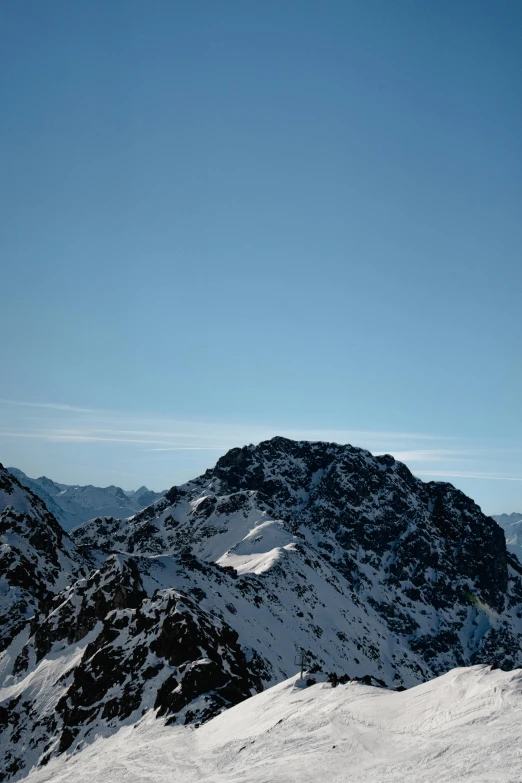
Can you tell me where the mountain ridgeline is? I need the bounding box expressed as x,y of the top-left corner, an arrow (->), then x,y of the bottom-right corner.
1,438 -> 522,781
6,468 -> 166,531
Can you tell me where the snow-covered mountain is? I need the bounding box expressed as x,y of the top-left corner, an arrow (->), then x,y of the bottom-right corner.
0,467 -> 91,653
2,439 -> 522,781
73,437 -> 522,682
493,512 -> 522,562
19,665 -> 522,783
7,468 -> 166,531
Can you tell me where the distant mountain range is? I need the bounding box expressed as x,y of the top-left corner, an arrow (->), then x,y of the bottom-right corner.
493,513 -> 522,562
7,467 -> 166,531
2,440 -> 522,781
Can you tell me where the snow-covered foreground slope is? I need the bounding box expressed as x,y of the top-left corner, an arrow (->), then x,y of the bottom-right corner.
7,468 -> 165,531
20,665 -> 522,783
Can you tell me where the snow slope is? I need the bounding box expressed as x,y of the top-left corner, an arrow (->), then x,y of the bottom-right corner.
19,665 -> 522,783
7,469 -> 165,531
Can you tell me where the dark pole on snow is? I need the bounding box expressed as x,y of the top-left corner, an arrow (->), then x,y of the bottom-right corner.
294,649 -> 309,679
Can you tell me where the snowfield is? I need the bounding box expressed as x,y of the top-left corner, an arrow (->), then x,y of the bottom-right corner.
20,665 -> 522,783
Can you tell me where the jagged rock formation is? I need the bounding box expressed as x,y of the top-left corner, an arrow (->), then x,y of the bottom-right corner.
7,468 -> 165,532
2,440 -> 522,781
0,466 -> 90,652
0,555 -> 261,780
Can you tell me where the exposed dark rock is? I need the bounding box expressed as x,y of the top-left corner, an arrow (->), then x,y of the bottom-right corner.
3,440 -> 522,781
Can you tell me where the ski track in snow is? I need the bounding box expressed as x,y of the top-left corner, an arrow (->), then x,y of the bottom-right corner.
19,667 -> 522,783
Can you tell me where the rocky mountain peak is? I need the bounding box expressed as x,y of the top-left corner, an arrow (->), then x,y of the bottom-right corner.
207,438 -> 507,610
3,442 -> 522,782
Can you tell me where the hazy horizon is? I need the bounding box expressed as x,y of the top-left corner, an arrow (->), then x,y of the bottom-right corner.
2,398 -> 521,515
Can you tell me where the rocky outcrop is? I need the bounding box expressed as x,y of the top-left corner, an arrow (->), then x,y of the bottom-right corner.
0,465 -> 89,651
0,553 -> 262,780
3,440 -> 522,781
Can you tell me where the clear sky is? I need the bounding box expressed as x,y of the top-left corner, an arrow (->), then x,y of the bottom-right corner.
1,1 -> 521,514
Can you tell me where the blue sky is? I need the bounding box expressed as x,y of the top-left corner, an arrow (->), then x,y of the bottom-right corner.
1,1 -> 521,514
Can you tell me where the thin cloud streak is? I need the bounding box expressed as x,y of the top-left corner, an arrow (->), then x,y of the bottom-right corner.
0,432 -> 475,460
3,402 -> 521,494
145,447 -> 228,451
375,449 -> 470,463
415,470 -> 522,482
0,399 -> 99,414
280,428 -> 450,442
0,424 -> 451,451
0,399 -> 449,445
0,432 -> 227,446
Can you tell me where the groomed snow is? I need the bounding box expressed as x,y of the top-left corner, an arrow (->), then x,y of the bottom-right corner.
20,665 -> 522,783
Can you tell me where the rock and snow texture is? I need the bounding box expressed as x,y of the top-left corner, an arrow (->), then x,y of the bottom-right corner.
0,555 -> 262,781
7,468 -> 165,532
18,665 -> 522,783
493,513 -> 522,563
0,466 -> 90,653
3,439 -> 522,780
74,438 -> 522,680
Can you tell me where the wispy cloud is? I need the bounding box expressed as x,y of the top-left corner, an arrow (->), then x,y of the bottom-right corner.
375,449 -> 468,463
0,399 -> 99,414
0,408 -> 449,455
2,400 -> 521,496
0,428 -> 451,452
414,470 -> 522,482
0,432 -> 226,447
145,447 -> 228,451
277,428 -> 450,443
